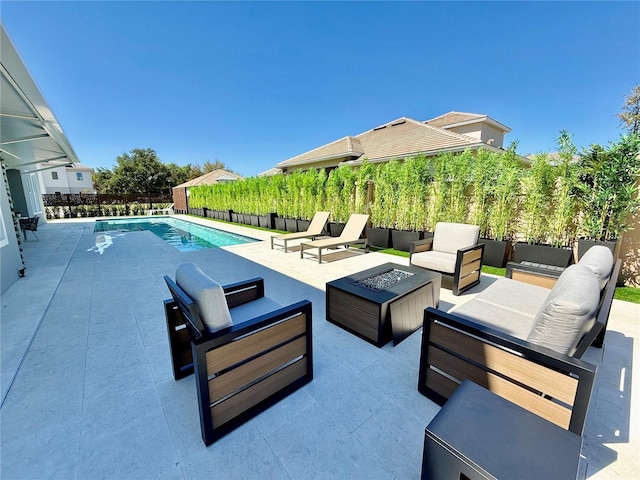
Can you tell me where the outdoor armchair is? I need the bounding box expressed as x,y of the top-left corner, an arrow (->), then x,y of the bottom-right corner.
409,222 -> 483,295
270,211 -> 330,252
19,215 -> 39,241
300,213 -> 369,263
164,263 -> 313,446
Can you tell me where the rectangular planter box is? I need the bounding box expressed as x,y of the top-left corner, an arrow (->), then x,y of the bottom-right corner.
366,227 -> 391,249
480,239 -> 512,268
391,229 -> 424,252
513,243 -> 573,268
329,222 -> 345,237
285,218 -> 298,232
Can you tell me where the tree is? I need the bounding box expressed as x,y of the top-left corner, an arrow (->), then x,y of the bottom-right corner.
110,148 -> 172,204
92,167 -> 113,194
203,159 -> 234,174
618,84 -> 640,134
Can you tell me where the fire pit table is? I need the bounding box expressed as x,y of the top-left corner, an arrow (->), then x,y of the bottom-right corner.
326,262 -> 441,347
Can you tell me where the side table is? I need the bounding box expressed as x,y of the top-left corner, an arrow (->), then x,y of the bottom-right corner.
422,380 -> 582,480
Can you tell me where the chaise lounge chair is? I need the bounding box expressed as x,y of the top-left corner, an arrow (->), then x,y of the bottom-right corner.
147,203 -> 174,216
300,213 -> 369,263
164,263 -> 313,445
270,211 -> 330,252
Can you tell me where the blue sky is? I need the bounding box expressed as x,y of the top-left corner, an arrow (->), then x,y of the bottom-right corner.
2,1 -> 638,176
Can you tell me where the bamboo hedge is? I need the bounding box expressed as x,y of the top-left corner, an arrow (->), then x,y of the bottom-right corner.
188,137 -> 640,246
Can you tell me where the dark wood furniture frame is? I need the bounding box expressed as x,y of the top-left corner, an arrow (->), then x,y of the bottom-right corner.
164,276 -> 313,446
410,239 -> 484,295
418,306 -> 602,436
326,263 -> 441,347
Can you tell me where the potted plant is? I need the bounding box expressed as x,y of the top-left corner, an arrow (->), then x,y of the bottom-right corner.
326,166 -> 355,236
576,133 -> 640,259
515,140 -> 574,268
369,161 -> 397,248
514,153 -> 559,264
391,156 -> 431,251
472,148 -> 520,267
485,148 -> 522,267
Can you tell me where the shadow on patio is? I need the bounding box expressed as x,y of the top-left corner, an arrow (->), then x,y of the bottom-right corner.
1,219 -> 638,479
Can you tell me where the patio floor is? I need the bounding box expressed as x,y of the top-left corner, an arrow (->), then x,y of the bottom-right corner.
1,215 -> 638,479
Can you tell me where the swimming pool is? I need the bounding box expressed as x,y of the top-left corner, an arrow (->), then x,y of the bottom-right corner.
93,217 -> 258,252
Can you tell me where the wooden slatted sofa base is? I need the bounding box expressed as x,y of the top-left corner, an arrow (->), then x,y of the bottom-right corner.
164,271 -> 313,446
418,247 -> 621,437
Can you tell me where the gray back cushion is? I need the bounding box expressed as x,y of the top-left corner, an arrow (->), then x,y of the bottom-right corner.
175,263 -> 233,332
578,245 -> 614,290
527,264 -> 600,355
432,222 -> 480,255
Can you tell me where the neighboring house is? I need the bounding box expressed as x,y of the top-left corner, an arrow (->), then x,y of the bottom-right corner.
38,162 -> 95,194
172,169 -> 242,213
273,112 -> 515,173
1,26 -> 82,292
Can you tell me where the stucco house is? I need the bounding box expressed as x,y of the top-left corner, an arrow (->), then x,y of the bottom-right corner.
1,26 -> 82,292
38,162 -> 95,194
172,169 -> 242,213
272,112 -> 514,174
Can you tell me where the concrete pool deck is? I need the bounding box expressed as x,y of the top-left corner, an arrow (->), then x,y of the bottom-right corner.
1,215 -> 638,479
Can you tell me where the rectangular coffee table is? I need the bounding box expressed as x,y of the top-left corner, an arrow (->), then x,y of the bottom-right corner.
326,263 -> 441,347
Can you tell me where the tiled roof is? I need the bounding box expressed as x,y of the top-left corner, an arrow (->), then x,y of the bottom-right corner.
174,169 -> 242,188
426,111 -> 511,133
275,116 -> 488,169
276,135 -> 364,168
354,117 -> 482,162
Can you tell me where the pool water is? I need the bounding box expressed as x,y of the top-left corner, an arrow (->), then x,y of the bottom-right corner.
93,217 -> 257,252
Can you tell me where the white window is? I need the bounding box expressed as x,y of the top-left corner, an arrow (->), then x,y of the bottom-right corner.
76,172 -> 83,181
51,171 -> 58,180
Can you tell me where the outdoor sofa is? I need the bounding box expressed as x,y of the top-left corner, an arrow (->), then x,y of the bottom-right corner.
164,263 -> 313,445
419,245 -> 620,436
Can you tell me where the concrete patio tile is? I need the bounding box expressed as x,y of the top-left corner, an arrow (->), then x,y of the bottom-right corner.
353,399 -> 437,479
77,409 -> 182,480
313,322 -> 388,374
0,418 -> 81,480
304,349 -> 388,434
358,347 -> 436,421
266,402 -> 395,480
252,387 -> 318,438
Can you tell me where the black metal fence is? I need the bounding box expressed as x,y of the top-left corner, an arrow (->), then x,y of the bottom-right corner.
42,193 -> 172,219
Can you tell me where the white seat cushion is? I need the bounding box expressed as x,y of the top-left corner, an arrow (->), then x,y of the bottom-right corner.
175,263 -> 233,333
411,250 -> 456,273
432,222 -> 480,255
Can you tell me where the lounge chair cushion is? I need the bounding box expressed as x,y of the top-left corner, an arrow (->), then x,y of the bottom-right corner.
432,222 -> 480,255
230,296 -> 283,324
175,263 -> 233,332
527,264 -> 600,354
578,245 -> 614,290
411,251 -> 456,273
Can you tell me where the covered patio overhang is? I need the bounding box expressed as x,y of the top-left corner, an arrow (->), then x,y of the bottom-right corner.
1,25 -> 79,173
1,25 -> 81,292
